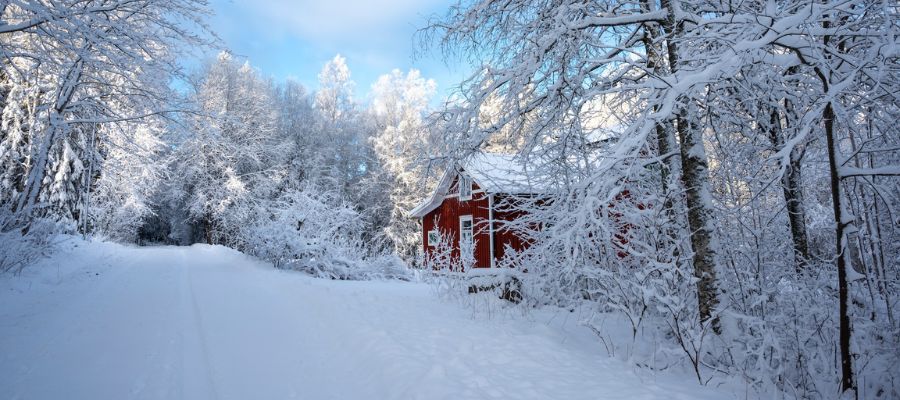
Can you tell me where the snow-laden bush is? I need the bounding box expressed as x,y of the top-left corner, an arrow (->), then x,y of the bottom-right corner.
237,187 -> 410,281
0,216 -> 64,274
421,228 -> 457,272
422,229 -> 526,319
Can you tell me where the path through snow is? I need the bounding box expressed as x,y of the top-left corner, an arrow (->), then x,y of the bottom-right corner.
0,241 -> 739,399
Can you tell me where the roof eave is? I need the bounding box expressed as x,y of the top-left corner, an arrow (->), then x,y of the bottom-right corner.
407,167 -> 457,219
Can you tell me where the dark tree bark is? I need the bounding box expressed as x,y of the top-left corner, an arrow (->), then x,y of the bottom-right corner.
814,15 -> 856,393
204,216 -> 213,245
639,0 -> 677,211
767,105 -> 810,272
823,101 -> 855,393
660,0 -> 721,333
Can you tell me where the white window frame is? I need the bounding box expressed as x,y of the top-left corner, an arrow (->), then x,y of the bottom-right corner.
488,194 -> 495,268
458,175 -> 472,201
459,215 -> 474,247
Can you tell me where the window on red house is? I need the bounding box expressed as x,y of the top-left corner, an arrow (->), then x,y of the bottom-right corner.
459,175 -> 472,200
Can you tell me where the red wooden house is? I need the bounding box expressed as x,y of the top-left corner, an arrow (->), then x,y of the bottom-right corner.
409,154 -> 547,270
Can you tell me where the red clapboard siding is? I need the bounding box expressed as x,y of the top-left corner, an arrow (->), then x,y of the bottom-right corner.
423,192 -> 492,269
423,175 -> 493,270
492,193 -> 533,261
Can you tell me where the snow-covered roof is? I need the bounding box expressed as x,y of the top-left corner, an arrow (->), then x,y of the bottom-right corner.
408,153 -> 550,218
462,153 -> 550,193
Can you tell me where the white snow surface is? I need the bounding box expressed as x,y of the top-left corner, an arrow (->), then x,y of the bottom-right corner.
0,239 -> 740,400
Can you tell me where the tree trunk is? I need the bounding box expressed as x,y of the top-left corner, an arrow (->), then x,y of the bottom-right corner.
823,101 -> 855,393
639,0 -> 677,208
767,106 -> 810,272
817,13 -> 855,392
16,57 -> 84,224
782,160 -> 809,270
677,114 -> 722,333
661,0 -> 721,333
204,217 -> 213,245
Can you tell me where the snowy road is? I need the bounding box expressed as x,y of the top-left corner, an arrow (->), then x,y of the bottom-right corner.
0,241 -> 737,399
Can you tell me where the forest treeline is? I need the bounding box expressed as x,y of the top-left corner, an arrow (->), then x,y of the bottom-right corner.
0,0 -> 440,278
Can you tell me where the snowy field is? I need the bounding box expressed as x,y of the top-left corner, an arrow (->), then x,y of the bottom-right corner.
0,240 -> 740,399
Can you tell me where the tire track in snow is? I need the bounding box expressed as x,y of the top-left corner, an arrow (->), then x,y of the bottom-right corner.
122,248 -> 183,399
180,247 -> 219,400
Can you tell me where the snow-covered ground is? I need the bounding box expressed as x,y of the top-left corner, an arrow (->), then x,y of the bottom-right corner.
0,240 -> 741,399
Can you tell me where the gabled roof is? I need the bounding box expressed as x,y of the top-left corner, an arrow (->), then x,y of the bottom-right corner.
408,153 -> 550,218
408,168 -> 456,219
462,153 -> 551,194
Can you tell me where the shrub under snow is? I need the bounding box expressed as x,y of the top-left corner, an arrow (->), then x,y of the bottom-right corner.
237,188 -> 411,281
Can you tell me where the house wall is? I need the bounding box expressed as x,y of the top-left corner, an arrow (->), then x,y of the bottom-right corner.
422,193 -> 537,270
491,193 -> 532,262
422,177 -> 493,269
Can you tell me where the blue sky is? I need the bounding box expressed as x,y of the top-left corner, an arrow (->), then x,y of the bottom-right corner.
207,0 -> 469,102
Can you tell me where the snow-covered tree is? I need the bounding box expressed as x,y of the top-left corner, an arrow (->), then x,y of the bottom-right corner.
370,69 -> 437,260
0,71 -> 41,212
156,53 -> 405,279
88,123 -> 165,242
0,0 -> 213,232
309,55 -> 373,197
315,55 -> 355,125
168,52 -> 278,245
